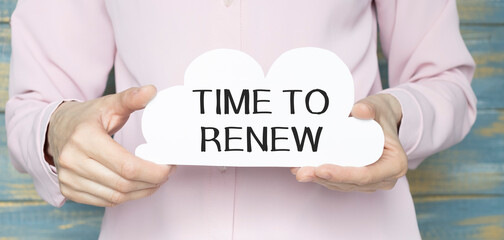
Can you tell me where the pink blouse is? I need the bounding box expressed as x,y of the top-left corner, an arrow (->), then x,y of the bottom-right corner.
6,0 -> 476,239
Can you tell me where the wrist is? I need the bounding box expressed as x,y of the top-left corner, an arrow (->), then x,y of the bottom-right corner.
44,123 -> 55,166
45,101 -> 78,166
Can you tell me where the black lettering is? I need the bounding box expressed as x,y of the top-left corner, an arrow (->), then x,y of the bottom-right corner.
216,89 -> 222,114
271,127 -> 289,151
305,89 -> 329,114
291,127 -> 323,152
224,89 -> 250,114
253,89 -> 272,114
283,90 -> 302,114
192,89 -> 212,114
201,127 -> 221,152
225,127 -> 243,151
246,126 -> 268,152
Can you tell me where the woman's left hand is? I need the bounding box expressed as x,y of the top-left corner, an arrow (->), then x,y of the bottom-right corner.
291,94 -> 408,192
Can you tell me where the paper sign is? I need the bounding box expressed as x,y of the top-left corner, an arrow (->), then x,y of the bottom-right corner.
135,48 -> 384,167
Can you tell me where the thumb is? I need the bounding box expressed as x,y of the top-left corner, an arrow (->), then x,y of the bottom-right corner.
351,100 -> 376,120
113,85 -> 157,115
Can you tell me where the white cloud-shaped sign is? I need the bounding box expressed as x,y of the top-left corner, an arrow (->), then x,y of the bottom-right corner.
136,48 -> 384,167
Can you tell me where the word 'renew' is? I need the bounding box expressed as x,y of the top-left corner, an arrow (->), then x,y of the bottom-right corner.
193,89 -> 330,153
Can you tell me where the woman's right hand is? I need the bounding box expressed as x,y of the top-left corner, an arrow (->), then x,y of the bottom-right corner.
46,85 -> 175,207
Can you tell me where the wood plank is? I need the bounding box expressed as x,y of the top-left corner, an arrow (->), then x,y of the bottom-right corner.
408,109 -> 504,196
415,196 -> 504,240
0,23 -> 9,62
0,0 -> 16,23
458,0 -> 504,24
0,24 -> 10,112
0,1 -> 502,239
462,25 -> 504,109
0,201 -> 103,239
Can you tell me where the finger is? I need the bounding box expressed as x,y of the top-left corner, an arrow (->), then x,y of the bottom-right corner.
350,100 -> 375,120
60,185 -> 115,207
295,166 -> 316,182
314,162 -> 393,186
314,134 -> 407,186
314,180 -> 378,193
84,130 -> 174,184
313,179 -> 358,192
290,167 -> 300,175
314,164 -> 372,185
339,181 -> 395,192
60,170 -> 160,205
68,156 -> 161,193
110,85 -> 157,116
57,145 -> 158,192
316,182 -> 376,193
314,177 -> 395,192
316,155 -> 405,185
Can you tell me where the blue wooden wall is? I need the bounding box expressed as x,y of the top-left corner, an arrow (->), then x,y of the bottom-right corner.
0,0 -> 503,239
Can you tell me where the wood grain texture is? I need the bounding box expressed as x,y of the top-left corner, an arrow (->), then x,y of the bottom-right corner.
0,24 -> 10,112
0,0 -> 503,239
0,201 -> 103,240
462,26 -> 504,109
458,0 -> 504,24
415,196 -> 504,240
0,0 -> 16,23
408,109 -> 504,196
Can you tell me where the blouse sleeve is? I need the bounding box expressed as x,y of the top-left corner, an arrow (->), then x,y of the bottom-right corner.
5,0 -> 116,207
375,0 -> 477,169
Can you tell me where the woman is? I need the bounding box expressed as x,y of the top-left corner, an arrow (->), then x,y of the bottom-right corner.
6,0 -> 476,239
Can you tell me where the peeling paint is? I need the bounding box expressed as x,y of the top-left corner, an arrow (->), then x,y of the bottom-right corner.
473,225 -> 504,240
0,201 -> 47,207
457,0 -> 503,23
58,223 -> 74,230
408,164 -> 503,196
58,220 -> 93,230
474,66 -> 504,79
477,112 -> 504,137
413,195 -> 486,203
0,62 -> 9,110
458,215 -> 504,225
